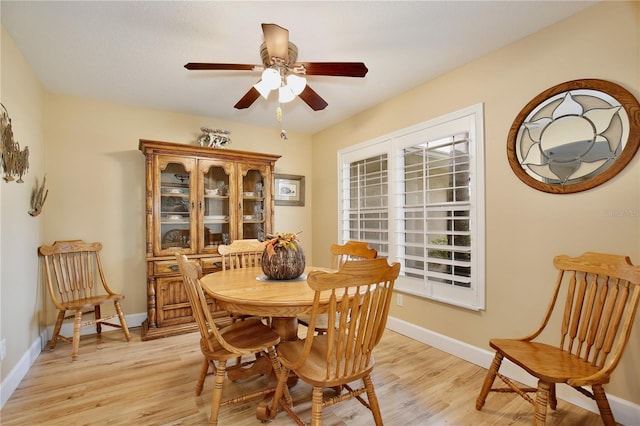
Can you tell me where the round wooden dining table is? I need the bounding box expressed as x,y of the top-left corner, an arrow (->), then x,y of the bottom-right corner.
200,265 -> 335,342
200,265 -> 338,420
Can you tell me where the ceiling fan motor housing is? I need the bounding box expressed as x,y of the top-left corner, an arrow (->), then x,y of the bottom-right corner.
260,42 -> 299,69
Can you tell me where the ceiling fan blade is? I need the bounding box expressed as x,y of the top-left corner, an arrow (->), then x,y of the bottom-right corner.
262,23 -> 289,63
234,87 -> 261,109
297,62 -> 368,77
298,85 -> 328,111
184,63 -> 257,71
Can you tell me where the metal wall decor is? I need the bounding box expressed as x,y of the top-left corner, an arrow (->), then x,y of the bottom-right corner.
29,175 -> 48,217
507,79 -> 640,193
1,103 -> 30,183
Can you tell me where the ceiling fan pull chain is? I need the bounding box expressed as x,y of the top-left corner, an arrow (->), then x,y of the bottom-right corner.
276,105 -> 288,140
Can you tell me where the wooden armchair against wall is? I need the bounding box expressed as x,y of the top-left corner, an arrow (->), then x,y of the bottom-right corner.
476,252 -> 640,425
38,240 -> 130,361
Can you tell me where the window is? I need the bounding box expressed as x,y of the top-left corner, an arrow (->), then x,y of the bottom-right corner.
338,104 -> 485,310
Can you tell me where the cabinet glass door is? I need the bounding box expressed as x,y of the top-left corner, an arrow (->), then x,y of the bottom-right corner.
199,160 -> 232,253
157,157 -> 195,255
240,164 -> 269,240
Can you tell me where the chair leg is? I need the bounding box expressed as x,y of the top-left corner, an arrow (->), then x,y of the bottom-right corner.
310,386 -> 323,426
534,380 -> 550,426
476,352 -> 503,410
49,310 -> 65,350
95,304 -> 102,334
592,385 -> 616,426
266,347 -> 292,407
268,365 -> 291,420
71,310 -> 82,361
209,360 -> 227,426
363,373 -> 383,426
114,301 -> 131,341
196,358 -> 210,396
548,383 -> 557,410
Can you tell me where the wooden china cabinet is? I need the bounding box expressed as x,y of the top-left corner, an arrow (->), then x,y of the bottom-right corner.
139,139 -> 280,340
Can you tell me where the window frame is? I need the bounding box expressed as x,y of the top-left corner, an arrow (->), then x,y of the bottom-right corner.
337,104 -> 485,310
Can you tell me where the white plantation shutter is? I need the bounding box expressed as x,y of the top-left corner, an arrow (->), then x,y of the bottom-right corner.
339,153 -> 389,256
338,104 -> 485,310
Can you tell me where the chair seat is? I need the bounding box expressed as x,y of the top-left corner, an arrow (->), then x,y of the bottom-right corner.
297,313 -> 334,333
59,294 -> 125,311
490,338 -> 603,384
278,334 -> 375,387
201,318 -> 281,361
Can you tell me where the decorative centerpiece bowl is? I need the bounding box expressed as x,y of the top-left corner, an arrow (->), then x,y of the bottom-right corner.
261,232 -> 305,280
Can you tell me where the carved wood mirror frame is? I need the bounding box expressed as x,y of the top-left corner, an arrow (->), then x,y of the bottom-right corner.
507,79 -> 640,194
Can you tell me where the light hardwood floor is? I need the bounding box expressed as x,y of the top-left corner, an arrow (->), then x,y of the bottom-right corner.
0,327 -> 607,425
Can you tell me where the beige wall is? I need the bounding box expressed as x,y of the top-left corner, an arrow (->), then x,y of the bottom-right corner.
42,94 -> 314,324
0,26 -> 46,378
312,1 -> 639,403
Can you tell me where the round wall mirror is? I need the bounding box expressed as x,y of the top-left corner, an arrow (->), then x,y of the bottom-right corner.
507,79 -> 640,193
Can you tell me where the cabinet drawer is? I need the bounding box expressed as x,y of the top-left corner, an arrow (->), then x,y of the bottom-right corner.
201,256 -> 222,271
155,260 -> 182,275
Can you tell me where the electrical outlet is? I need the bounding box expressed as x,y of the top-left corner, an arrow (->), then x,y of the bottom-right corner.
1,338 -> 6,361
396,294 -> 404,307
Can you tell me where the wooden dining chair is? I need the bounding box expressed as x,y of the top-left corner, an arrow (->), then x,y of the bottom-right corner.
476,252 -> 640,426
268,258 -> 401,426
298,240 -> 378,334
218,239 -> 267,324
218,238 -> 266,270
330,240 -> 378,270
38,240 -> 130,361
175,254 -> 287,425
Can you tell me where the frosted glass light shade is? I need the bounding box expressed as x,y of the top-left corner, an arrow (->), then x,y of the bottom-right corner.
261,68 -> 281,90
286,74 -> 307,95
278,86 -> 296,103
254,79 -> 272,100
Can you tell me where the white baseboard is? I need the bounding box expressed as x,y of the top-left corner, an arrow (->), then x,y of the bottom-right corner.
386,316 -> 640,426
0,312 -> 146,410
0,332 -> 43,408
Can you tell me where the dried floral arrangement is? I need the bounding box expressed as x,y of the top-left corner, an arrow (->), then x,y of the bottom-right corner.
264,232 -> 302,259
1,103 -> 30,183
197,127 -> 231,148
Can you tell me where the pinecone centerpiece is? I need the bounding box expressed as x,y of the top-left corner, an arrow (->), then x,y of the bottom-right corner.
261,232 -> 305,280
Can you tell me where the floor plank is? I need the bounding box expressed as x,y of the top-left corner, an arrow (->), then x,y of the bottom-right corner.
0,327 -> 607,425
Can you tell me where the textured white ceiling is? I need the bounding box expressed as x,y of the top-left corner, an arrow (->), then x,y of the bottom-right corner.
1,1 -> 598,134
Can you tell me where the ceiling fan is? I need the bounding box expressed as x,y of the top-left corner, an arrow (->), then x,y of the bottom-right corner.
184,23 -> 368,111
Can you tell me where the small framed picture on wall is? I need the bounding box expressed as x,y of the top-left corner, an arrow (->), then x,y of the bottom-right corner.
274,174 -> 305,206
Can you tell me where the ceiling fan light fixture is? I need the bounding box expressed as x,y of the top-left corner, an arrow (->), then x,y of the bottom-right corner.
278,86 -> 296,103
253,79 -> 272,100
286,74 -> 307,95
261,68 -> 281,90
